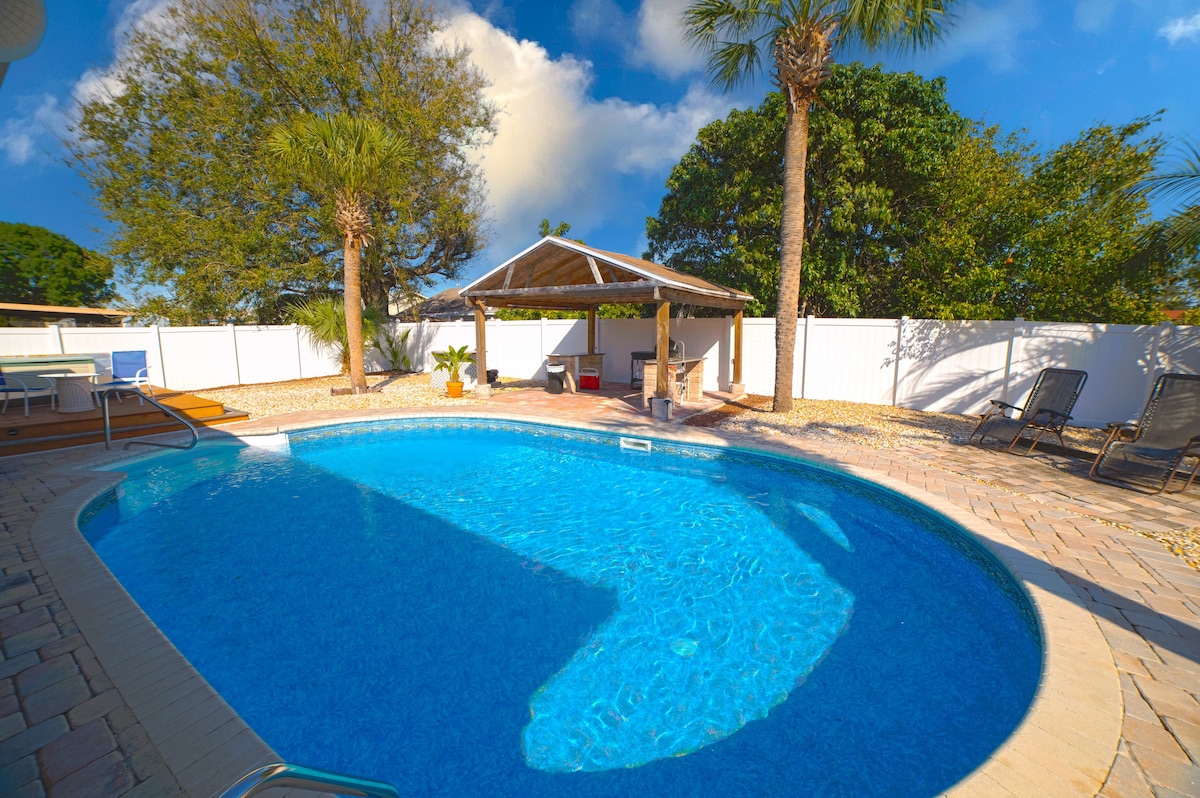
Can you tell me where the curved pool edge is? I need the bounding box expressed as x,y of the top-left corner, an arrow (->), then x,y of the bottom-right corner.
30,409 -> 1122,797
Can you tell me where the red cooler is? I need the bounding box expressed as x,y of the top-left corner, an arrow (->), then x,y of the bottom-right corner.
579,368 -> 600,390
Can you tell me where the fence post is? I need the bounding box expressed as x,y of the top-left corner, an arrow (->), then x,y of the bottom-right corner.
228,324 -> 243,385
1002,317 -> 1024,405
294,325 -> 305,379
48,325 -> 65,354
800,315 -> 814,399
892,316 -> 907,407
152,326 -> 167,389
1144,321 -> 1171,400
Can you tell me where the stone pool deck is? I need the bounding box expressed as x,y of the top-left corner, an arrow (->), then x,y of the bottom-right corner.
0,397 -> 1197,797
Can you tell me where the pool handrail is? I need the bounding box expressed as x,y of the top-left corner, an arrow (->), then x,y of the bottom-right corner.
99,386 -> 199,451
219,762 -> 401,798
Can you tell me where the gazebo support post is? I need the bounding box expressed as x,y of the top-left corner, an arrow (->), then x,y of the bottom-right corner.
731,309 -> 744,396
472,300 -> 490,399
587,307 -> 597,354
655,300 -> 670,402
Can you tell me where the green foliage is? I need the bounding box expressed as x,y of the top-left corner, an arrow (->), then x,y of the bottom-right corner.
0,222 -> 116,307
432,344 -> 474,382
375,326 -> 412,371
67,0 -> 494,325
648,67 -> 1173,323
1130,141 -> 1200,257
287,295 -> 385,373
647,64 -> 966,317
266,112 -> 413,206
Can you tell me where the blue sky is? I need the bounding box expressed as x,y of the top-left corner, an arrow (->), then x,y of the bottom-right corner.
1,0 -> 1198,300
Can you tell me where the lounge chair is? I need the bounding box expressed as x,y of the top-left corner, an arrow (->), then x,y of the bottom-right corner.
0,371 -> 56,416
93,350 -> 155,404
1089,373 -> 1200,494
969,367 -> 1089,454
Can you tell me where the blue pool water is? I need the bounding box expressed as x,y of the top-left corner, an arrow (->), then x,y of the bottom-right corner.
82,419 -> 1040,796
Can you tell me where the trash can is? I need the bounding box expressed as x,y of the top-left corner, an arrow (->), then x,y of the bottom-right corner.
546,364 -> 566,394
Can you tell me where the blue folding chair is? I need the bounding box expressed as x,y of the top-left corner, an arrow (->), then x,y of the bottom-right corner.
0,371 -> 56,416
96,350 -> 155,404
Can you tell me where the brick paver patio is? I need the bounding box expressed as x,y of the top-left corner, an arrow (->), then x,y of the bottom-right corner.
1,389 -> 1197,796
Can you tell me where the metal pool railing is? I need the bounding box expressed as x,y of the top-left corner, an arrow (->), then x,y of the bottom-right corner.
219,762 -> 401,798
99,386 -> 199,451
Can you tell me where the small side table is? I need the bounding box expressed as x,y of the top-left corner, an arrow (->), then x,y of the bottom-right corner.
41,373 -> 96,413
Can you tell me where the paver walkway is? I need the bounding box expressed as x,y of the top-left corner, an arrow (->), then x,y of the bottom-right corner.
0,391 -> 1197,796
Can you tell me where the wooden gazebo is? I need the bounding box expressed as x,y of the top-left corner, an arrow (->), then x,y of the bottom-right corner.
459,237 -> 753,403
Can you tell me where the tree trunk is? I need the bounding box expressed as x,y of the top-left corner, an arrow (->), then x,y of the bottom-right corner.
773,99 -> 810,413
344,237 -> 368,394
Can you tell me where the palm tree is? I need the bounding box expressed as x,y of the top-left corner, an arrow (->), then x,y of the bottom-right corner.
684,0 -> 955,412
266,112 -> 412,394
1135,141 -> 1200,256
286,295 -> 387,374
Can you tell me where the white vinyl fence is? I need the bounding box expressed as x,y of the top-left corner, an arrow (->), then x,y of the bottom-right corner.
2,316 -> 1197,427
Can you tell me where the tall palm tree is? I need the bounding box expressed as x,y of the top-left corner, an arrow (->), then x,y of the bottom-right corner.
685,0 -> 956,412
266,112 -> 412,394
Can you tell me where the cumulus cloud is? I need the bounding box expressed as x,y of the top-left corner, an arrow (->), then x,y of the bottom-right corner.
0,0 -> 171,165
1159,11 -> 1200,44
435,10 -> 729,260
629,0 -> 706,79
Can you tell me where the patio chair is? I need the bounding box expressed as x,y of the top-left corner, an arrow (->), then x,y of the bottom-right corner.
969,367 -> 1089,454
1089,373 -> 1200,494
94,350 -> 155,405
0,371 -> 55,416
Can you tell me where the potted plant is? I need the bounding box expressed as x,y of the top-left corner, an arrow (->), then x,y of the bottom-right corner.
433,345 -> 475,397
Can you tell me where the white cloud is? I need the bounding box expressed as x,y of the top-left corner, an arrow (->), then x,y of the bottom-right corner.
435,11 -> 729,262
900,0 -> 1040,72
0,94 -> 63,165
629,0 -> 705,79
1159,11 -> 1200,44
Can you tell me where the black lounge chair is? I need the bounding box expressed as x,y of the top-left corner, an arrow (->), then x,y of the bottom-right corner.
969,368 -> 1089,454
1089,373 -> 1200,494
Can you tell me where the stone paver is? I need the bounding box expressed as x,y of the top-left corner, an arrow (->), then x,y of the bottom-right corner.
0,390 -> 1197,796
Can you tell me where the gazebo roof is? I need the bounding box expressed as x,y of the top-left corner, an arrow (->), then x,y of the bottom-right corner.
459,237 -> 753,311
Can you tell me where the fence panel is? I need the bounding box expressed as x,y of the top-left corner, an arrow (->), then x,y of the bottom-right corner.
0,328 -> 59,354
803,318 -> 898,404
1014,323 -> 1157,426
894,320 -> 1015,415
233,326 -> 306,385
157,327 -> 240,390
1161,324 -> 1200,376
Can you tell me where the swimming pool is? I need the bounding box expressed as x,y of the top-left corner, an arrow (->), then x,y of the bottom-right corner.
82,419 -> 1040,796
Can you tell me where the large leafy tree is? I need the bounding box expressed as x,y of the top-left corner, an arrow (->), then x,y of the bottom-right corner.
647,65 -> 965,317
0,222 -> 116,308
67,0 -> 494,325
685,0 -> 956,411
649,79 -> 1171,324
268,113 -> 413,393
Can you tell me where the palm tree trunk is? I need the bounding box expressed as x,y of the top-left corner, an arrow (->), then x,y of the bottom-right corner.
773,99 -> 810,413
344,238 -> 368,394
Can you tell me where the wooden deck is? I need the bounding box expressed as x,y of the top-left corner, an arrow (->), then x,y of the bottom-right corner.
0,388 -> 249,456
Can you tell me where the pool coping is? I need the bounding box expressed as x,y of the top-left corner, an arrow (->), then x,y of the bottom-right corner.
29,409 -> 1122,797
